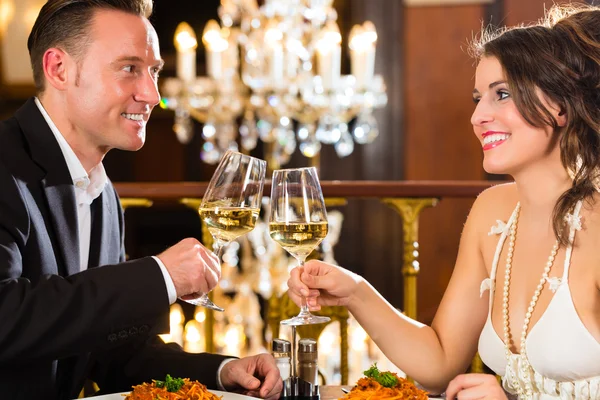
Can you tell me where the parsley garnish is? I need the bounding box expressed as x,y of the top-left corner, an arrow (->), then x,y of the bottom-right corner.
363,363 -> 399,388
155,374 -> 185,392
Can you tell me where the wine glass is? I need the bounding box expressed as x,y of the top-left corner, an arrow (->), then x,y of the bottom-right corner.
269,167 -> 330,325
181,150 -> 266,311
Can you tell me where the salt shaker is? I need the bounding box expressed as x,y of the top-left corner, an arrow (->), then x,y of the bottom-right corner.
272,339 -> 293,399
297,338 -> 319,400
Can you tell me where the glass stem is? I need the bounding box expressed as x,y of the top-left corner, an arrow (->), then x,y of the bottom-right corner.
298,259 -> 311,316
199,240 -> 225,299
213,240 -> 225,259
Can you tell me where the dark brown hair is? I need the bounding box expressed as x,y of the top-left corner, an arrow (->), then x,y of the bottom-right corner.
28,0 -> 153,92
470,4 -> 600,244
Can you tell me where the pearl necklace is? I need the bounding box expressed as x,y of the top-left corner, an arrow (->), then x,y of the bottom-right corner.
502,203 -> 559,398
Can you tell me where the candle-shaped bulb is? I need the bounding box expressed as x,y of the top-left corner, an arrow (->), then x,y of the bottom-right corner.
316,21 -> 342,90
349,21 -> 377,52
202,19 -> 228,79
349,21 -> 377,90
202,20 -> 229,52
316,20 -> 341,52
362,21 -> 378,44
265,20 -> 284,88
174,22 -> 197,52
348,24 -> 364,51
174,22 -> 197,82
202,19 -> 221,48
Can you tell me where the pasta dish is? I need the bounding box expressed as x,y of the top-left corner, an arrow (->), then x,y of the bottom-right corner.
125,376 -> 223,400
341,367 -> 429,400
341,375 -> 429,400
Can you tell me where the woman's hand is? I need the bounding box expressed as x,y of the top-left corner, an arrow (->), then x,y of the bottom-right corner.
445,373 -> 507,400
287,260 -> 362,310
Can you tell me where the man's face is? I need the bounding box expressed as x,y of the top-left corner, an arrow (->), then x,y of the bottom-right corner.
64,8 -> 163,154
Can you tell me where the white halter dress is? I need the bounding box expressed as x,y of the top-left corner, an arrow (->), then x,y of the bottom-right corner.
478,201 -> 600,399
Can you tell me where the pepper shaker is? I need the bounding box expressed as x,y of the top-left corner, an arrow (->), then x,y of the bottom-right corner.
297,338 -> 319,400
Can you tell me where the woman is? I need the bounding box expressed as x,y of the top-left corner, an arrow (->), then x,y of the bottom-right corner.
287,4 -> 600,399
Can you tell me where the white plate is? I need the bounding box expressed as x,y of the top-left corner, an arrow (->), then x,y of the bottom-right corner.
83,390 -> 260,399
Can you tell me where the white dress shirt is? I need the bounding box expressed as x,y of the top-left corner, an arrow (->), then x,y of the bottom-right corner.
34,98 -> 176,303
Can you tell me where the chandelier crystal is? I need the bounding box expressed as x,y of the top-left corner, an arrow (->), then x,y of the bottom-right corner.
160,0 -> 387,166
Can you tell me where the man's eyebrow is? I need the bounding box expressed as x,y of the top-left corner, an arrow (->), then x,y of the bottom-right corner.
472,80 -> 507,94
112,56 -> 165,69
113,56 -> 144,64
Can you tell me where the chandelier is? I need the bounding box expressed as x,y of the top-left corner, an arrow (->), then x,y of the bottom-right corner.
160,0 -> 387,166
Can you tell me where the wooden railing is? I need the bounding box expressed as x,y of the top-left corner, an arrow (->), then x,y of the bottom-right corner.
116,180 -> 493,314
115,180 -> 493,199
115,180 -> 497,380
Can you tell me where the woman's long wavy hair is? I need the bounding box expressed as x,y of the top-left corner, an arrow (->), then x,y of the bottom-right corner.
470,4 -> 600,245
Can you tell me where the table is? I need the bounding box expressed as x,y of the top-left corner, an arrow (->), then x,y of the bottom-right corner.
321,385 -> 351,400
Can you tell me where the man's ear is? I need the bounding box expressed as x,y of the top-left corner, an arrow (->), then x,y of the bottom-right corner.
42,48 -> 71,91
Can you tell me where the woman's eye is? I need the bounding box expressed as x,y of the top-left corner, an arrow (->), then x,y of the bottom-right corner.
123,65 -> 135,73
472,96 -> 481,104
497,90 -> 510,100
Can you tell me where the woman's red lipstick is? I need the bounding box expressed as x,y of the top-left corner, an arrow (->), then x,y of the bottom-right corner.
481,131 -> 510,151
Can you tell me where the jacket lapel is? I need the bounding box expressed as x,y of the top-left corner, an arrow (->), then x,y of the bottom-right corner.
15,98 -> 81,277
88,187 -> 119,268
43,184 -> 80,276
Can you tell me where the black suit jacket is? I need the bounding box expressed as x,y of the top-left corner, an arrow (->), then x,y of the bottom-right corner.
0,99 -> 228,399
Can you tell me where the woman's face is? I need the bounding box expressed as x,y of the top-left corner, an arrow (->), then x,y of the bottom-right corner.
471,56 -> 563,176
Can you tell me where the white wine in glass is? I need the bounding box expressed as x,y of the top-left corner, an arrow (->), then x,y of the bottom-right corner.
199,206 -> 260,245
269,167 -> 330,326
181,150 -> 266,312
268,222 -> 329,261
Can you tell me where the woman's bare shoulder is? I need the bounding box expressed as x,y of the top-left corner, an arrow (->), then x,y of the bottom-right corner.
472,182 -> 516,209
468,182 -> 518,232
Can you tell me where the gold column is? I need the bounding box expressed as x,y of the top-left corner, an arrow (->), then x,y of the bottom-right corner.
470,353 -> 484,373
339,315 -> 349,385
180,198 -> 215,353
381,198 -> 438,320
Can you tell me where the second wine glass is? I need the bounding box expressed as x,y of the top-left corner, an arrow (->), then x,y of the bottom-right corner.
269,167 -> 330,326
181,150 -> 266,312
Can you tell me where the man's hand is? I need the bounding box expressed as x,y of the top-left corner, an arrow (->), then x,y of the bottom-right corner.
445,373 -> 508,400
157,238 -> 220,297
220,354 -> 283,400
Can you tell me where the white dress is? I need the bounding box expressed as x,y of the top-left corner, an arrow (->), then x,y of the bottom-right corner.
478,201 -> 600,399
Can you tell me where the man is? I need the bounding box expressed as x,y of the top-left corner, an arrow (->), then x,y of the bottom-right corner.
0,1 -> 282,399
